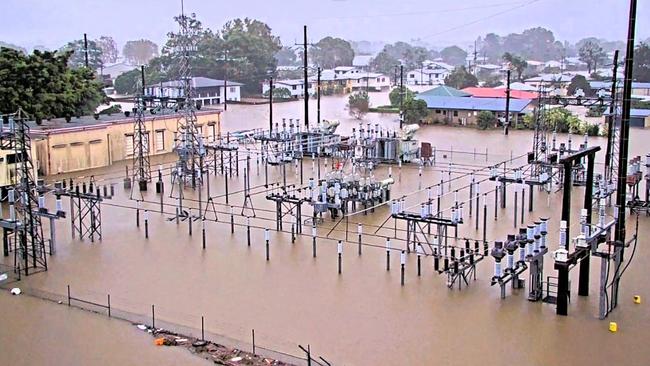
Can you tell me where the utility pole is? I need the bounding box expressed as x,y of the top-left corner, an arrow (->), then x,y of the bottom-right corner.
83,33 -> 89,68
613,0 -> 637,306
604,50 -> 620,183
399,65 -> 404,129
302,25 -> 309,130
269,76 -> 273,133
504,69 -> 511,135
223,50 -> 229,111
317,67 -> 321,126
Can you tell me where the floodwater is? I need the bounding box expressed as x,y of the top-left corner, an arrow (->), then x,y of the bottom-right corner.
2,92 -> 650,365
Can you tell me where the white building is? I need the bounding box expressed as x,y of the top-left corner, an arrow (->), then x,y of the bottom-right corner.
145,77 -> 243,108
261,79 -> 314,98
346,72 -> 391,91
406,68 -> 450,86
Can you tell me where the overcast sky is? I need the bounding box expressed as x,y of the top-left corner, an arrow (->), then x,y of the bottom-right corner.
1,0 -> 648,52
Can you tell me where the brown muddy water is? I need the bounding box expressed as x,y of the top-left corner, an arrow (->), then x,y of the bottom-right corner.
2,93 -> 650,365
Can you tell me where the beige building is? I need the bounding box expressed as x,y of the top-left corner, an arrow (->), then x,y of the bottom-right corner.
28,109 -> 221,177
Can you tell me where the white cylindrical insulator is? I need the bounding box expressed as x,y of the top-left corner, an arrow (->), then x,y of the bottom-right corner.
38,196 -> 45,209
337,241 -> 343,254
386,238 -> 391,250
519,246 -> 526,262
559,220 -> 567,250
388,166 -> 392,177
264,229 -> 270,241
400,251 -> 406,265
420,204 -> 427,218
8,189 -> 15,203
507,253 -> 514,270
56,198 -> 63,212
144,210 -> 149,221
495,261 -> 502,278
357,224 -> 362,235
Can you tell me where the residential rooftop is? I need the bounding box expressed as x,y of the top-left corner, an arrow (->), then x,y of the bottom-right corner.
416,95 -> 532,113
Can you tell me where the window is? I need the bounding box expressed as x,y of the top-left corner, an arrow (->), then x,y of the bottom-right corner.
125,134 -> 134,156
196,125 -> 203,136
453,111 -> 459,117
292,85 -> 297,90
173,132 -> 178,148
229,87 -> 236,93
443,111 -> 447,115
156,130 -> 165,151
208,123 -> 216,142
410,74 -> 415,78
436,110 -> 441,114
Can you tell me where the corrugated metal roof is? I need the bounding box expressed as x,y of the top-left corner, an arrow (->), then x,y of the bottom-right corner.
462,87 -> 538,99
415,95 -> 532,113
160,77 -> 243,88
419,86 -> 471,97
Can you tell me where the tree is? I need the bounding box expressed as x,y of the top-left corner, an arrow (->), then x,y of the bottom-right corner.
545,108 -> 583,133
502,52 -> 528,81
311,37 -> 354,69
579,41 -> 606,74
370,50 -> 399,76
123,39 -> 159,65
0,41 -> 26,54
60,39 -> 104,69
0,48 -> 105,121
97,36 -> 118,64
403,99 -> 428,124
477,111 -> 496,130
440,46 -> 467,66
275,47 -> 298,66
567,75 -> 593,97
348,91 -> 369,119
389,87 -> 415,107
263,87 -> 291,99
633,42 -> 650,82
444,66 -> 478,89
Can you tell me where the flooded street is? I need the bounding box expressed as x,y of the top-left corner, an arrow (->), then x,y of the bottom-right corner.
2,92 -> 650,365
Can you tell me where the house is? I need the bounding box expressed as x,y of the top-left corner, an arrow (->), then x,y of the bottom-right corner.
333,66 -> 358,76
145,77 -> 243,108
406,61 -> 453,85
419,85 -> 471,97
605,109 -> 650,128
497,82 -> 538,92
526,60 -> 545,73
524,74 -> 573,90
589,81 -> 650,97
415,95 -> 532,125
100,62 -> 138,83
261,79 -> 314,98
462,87 -> 539,99
353,55 -> 373,71
346,72 -> 390,91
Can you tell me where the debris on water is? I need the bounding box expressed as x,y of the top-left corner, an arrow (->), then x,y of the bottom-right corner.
230,356 -> 243,362
192,340 -> 208,347
10,288 -> 21,295
137,324 -> 148,331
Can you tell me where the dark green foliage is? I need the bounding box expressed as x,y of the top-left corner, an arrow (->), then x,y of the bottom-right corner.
440,46 -> 467,66
477,111 -> 496,130
444,66 -> 478,89
502,52 -> 528,81
348,91 -> 369,119
60,39 -> 104,69
403,99 -> 428,124
633,43 -> 650,82
567,75 -> 593,96
0,47 -> 106,120
263,87 -> 291,99
389,87 -> 415,107
311,37 -> 354,69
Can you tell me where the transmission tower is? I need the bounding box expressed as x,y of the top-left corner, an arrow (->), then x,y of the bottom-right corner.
0,111 -> 47,276
132,94 -> 151,192
172,2 -> 205,190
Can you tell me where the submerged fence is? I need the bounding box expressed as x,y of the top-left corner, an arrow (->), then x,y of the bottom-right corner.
5,283 -> 317,366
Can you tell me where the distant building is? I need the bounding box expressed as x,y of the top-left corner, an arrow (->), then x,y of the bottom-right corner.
497,82 -> 538,92
27,110 -> 221,176
261,79 -> 314,98
352,55 -> 373,70
145,77 -> 243,107
419,85 -> 471,97
415,95 -> 532,126
605,109 -> 650,128
589,81 -> 650,97
462,87 -> 539,99
100,62 -> 138,82
524,74 -> 573,90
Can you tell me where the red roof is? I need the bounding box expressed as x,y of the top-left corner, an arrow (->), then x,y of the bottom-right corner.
462,87 -> 538,99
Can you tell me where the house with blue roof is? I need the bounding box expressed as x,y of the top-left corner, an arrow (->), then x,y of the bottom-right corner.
415,95 -> 533,126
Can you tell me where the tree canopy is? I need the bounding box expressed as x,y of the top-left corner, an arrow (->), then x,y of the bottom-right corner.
97,36 -> 119,65
60,38 -> 104,70
502,52 -> 528,81
444,66 -> 478,89
478,27 -> 564,62
403,99 -> 428,124
311,37 -> 354,69
579,41 -> 606,74
0,47 -> 105,121
440,46 -> 467,66
123,39 -> 159,66
567,75 -> 593,97
275,47 -> 298,66
348,91 -> 369,119
633,42 -> 650,82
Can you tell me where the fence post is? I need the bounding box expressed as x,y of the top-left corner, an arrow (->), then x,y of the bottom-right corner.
252,329 -> 256,355
201,316 -> 205,341
67,285 -> 70,306
108,294 -> 111,318
152,304 -> 156,329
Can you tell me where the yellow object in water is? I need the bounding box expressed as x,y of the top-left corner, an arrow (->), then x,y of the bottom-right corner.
609,322 -> 618,333
633,295 -> 641,304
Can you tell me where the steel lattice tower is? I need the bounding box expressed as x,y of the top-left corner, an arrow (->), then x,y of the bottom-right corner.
132,95 -> 151,192
172,2 -> 204,189
1,113 -> 47,276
